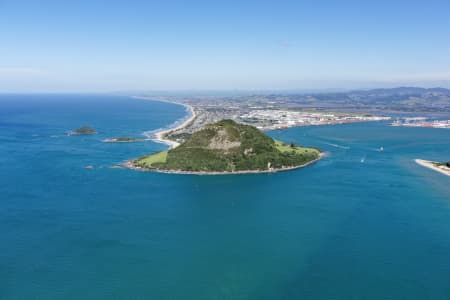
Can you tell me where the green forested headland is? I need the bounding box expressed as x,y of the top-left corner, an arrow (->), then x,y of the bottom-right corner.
134,120 -> 320,172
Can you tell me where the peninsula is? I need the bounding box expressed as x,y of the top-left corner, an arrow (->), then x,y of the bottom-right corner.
415,159 -> 450,177
127,119 -> 322,174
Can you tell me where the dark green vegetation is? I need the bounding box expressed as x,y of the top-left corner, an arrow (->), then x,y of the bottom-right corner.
166,132 -> 192,144
134,120 -> 320,172
69,126 -> 96,135
436,161 -> 450,168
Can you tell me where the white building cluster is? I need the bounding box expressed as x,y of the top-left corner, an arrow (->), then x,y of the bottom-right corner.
392,118 -> 450,129
240,110 -> 390,130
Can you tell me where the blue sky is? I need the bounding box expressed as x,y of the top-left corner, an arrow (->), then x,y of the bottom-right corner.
1,0 -> 449,92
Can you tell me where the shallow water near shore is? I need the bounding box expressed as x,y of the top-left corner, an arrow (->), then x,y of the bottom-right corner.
1,94 -> 450,299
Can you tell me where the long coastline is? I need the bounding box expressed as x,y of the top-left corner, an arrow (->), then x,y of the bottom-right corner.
415,159 -> 450,177
126,96 -> 324,175
133,96 -> 196,149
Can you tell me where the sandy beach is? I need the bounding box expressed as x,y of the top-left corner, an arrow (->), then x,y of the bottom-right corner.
133,96 -> 196,149
415,159 -> 450,177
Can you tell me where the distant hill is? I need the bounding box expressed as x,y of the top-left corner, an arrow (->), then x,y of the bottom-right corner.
347,87 -> 450,111
133,120 -> 321,173
348,87 -> 450,99
277,87 -> 450,112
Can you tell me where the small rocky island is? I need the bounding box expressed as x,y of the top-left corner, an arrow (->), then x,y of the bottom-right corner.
103,137 -> 138,143
69,126 -> 96,136
128,120 -> 322,174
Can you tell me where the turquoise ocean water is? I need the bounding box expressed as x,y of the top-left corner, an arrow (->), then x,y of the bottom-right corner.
1,94 -> 450,299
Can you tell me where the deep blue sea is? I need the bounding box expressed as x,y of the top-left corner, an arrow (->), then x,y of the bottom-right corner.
1,94 -> 450,300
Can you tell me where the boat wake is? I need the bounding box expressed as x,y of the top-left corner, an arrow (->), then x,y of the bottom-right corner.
322,142 -> 351,149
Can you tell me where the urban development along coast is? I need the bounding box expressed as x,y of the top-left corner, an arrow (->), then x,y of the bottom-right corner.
125,88 -> 450,175
135,95 -> 390,148
137,87 -> 450,147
